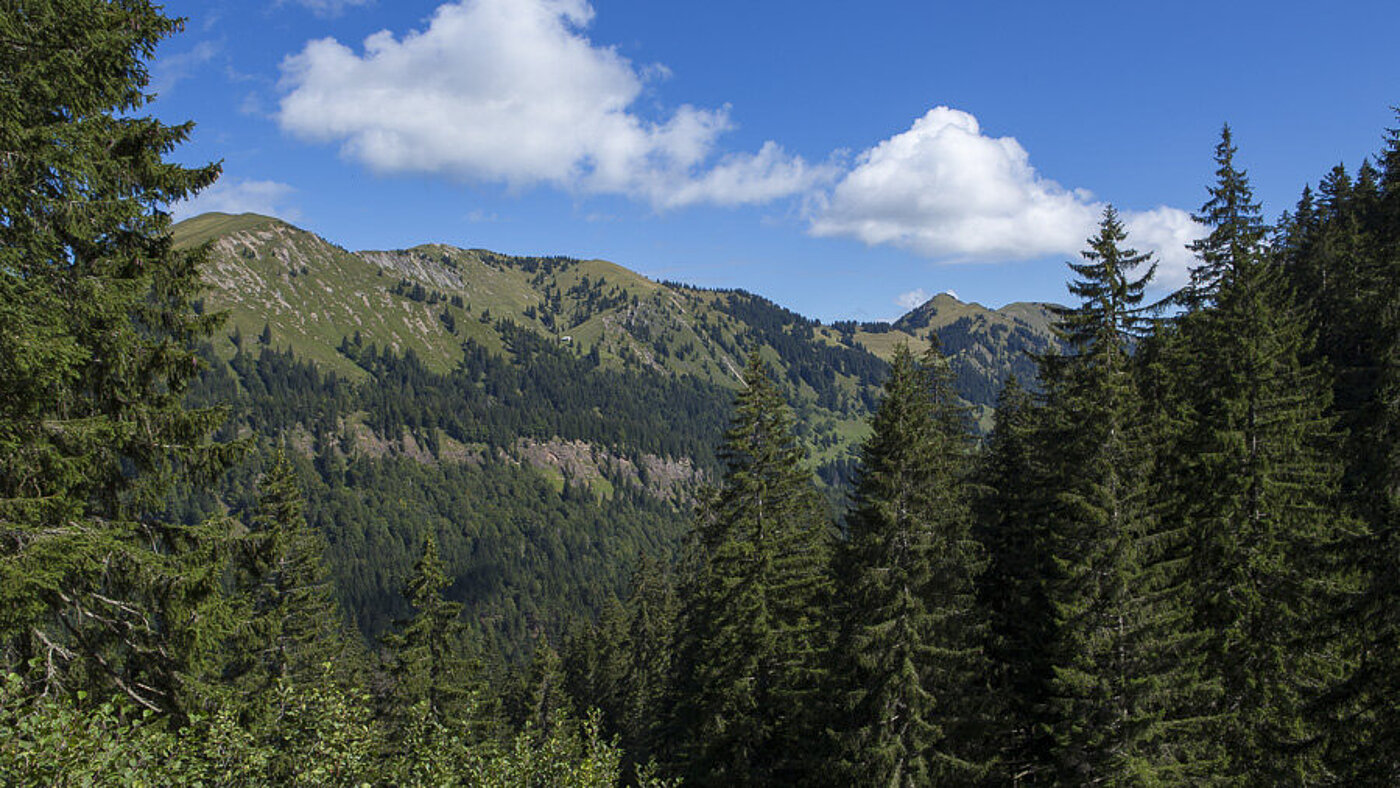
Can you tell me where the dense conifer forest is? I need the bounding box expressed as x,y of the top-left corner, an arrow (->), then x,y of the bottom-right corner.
4,1 -> 1400,785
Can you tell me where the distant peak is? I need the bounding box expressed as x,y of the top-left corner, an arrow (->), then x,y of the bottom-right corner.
176,210 -> 283,225
170,211 -> 296,248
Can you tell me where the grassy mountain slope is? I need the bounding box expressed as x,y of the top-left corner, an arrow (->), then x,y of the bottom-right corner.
183,212 -> 1058,417
178,212 -> 1058,449
174,212 -> 1060,653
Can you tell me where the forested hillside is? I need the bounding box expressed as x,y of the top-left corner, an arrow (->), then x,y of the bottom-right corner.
554,125 -> 1400,785
5,1 -> 1400,785
162,207 -> 1061,661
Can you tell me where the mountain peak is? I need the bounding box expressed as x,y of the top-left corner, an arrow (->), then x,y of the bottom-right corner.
171,211 -> 289,248
893,290 -> 974,333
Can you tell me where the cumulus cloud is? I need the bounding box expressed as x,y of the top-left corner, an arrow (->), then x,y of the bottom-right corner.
171,179 -> 299,221
809,107 -> 1203,288
1123,206 -> 1201,291
273,3 -> 1196,277
895,288 -> 931,310
810,108 -> 1097,260
277,0 -> 826,207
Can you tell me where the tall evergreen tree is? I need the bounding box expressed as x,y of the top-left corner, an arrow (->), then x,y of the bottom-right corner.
229,450 -> 348,697
1039,207 -> 1215,782
1182,124 -> 1269,308
0,0 -> 238,717
975,374 -> 1058,783
381,533 -> 481,732
667,353 -> 831,786
510,641 -> 575,740
1172,129 -> 1357,783
1318,111 -> 1400,783
828,341 -> 990,786
562,552 -> 680,781
618,553 -> 678,776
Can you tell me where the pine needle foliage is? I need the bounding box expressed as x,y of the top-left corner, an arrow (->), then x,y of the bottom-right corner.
0,0 -> 240,718
1172,128 -> 1359,783
1040,207 -> 1218,783
668,353 -> 831,786
829,341 -> 990,786
381,533 -> 482,734
975,374 -> 1059,783
228,450 -> 348,699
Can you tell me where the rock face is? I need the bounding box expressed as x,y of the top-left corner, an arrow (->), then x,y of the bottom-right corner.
515,438 -> 701,503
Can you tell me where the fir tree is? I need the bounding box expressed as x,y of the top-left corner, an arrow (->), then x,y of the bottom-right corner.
1173,130 -> 1357,782
1318,111 -> 1400,784
975,374 -> 1057,783
229,450 -> 347,697
619,553 -> 678,776
561,596 -> 629,740
0,0 -> 238,717
1040,207 -> 1213,782
828,341 -> 990,786
668,353 -> 831,786
1182,124 -> 1268,308
512,642 -> 575,741
381,533 -> 481,732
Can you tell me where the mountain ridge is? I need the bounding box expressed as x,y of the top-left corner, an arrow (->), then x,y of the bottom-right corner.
176,211 -> 1060,437
172,210 -> 1063,651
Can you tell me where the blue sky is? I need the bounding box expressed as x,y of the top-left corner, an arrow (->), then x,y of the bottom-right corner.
154,0 -> 1400,322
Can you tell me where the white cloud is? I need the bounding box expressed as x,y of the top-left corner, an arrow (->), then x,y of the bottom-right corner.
809,107 -> 1203,289
171,179 -> 299,221
810,108 -> 1096,260
1123,206 -> 1201,291
651,141 -> 836,209
895,288 -> 931,310
276,0 -> 824,207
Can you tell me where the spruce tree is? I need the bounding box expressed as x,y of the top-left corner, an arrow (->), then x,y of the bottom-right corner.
1182,124 -> 1268,309
1172,129 -> 1357,782
1318,112 -> 1400,783
511,641 -> 575,741
561,597 -> 629,743
975,374 -> 1058,783
1355,112 -> 1400,782
667,353 -> 831,786
562,554 -> 679,781
229,450 -> 347,697
828,341 -> 989,786
381,533 -> 480,732
1040,207 -> 1214,782
619,553 -> 678,776
0,0 -> 237,717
